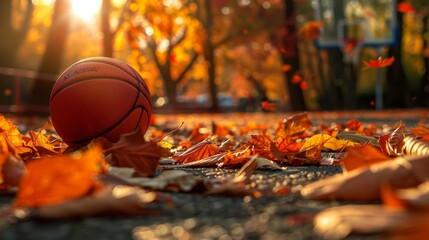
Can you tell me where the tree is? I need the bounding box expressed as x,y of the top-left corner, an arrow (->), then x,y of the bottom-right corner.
29,0 -> 72,106
279,0 -> 307,111
124,1 -> 201,109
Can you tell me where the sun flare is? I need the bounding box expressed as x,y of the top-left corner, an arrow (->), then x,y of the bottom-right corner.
71,0 -> 102,22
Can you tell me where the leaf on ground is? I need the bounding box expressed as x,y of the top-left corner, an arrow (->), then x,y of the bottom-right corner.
1,154 -> 26,187
33,185 -> 160,219
173,138 -> 219,163
15,146 -> 107,208
104,128 -> 162,177
381,184 -> 407,210
283,112 -> 312,137
379,122 -> 405,157
340,144 -> 390,172
300,134 -> 356,152
409,125 -> 429,138
28,130 -> 63,156
127,170 -> 206,192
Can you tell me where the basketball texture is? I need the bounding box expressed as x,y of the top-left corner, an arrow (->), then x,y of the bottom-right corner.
49,57 -> 152,145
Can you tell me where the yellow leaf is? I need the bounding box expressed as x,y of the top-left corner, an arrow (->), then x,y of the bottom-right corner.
300,134 -> 356,152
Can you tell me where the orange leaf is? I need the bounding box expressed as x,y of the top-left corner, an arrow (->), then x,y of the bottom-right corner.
397,2 -> 415,13
290,74 -> 302,84
28,130 -> 63,156
381,184 -> 407,210
261,101 -> 277,112
15,146 -> 107,207
300,21 -> 323,40
283,112 -> 312,137
173,138 -> 219,163
410,125 -> 429,138
340,144 -> 390,172
363,56 -> 395,69
280,64 -> 292,72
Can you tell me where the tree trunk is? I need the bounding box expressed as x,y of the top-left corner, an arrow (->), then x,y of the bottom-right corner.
281,0 -> 306,111
101,0 -> 113,57
0,0 -> 33,68
321,49 -> 342,110
30,0 -> 72,106
202,0 -> 220,112
386,0 -> 409,108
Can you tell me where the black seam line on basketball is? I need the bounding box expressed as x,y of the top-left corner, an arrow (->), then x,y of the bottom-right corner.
82,58 -> 148,93
133,105 -> 145,131
50,59 -> 148,102
50,76 -> 151,106
70,107 -> 148,145
80,58 -> 137,80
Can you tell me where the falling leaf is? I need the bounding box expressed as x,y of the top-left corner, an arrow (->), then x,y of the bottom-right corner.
280,64 -> 292,72
363,56 -> 395,69
300,21 -> 323,40
299,81 -> 308,90
397,2 -> 415,13
340,144 -> 389,172
15,146 -> 107,208
261,101 -> 276,112
173,138 -> 219,163
290,74 -> 302,84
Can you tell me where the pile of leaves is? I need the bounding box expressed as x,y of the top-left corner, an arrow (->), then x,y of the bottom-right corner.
0,112 -> 428,226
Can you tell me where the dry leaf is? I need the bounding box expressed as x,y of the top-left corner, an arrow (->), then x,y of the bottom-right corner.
173,138 -> 219,163
379,122 -> 405,157
105,128 -> 162,177
283,112 -> 312,137
33,185 -> 160,219
301,154 -> 429,201
15,146 -> 107,207
300,134 -> 356,152
340,144 -> 389,172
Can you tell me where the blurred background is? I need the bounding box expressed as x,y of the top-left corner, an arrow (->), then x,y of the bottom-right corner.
0,0 -> 428,114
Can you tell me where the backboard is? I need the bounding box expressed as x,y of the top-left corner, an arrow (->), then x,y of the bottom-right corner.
312,0 -> 397,54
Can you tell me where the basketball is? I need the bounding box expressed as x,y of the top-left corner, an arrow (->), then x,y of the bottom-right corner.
49,57 -> 152,145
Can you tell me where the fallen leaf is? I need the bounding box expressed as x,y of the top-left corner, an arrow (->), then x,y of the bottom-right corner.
340,144 -> 389,172
283,112 -> 312,137
104,128 -> 162,177
173,138 -> 219,163
15,146 -> 107,208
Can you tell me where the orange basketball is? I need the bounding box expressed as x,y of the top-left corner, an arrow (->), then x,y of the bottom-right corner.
49,57 -> 152,145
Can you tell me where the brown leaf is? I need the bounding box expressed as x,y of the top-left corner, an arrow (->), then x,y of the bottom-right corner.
379,122 -> 405,157
105,128 -> 162,177
340,144 -> 390,172
1,154 -> 26,187
283,112 -> 312,137
173,138 -> 219,163
28,130 -> 63,156
34,185 -> 160,219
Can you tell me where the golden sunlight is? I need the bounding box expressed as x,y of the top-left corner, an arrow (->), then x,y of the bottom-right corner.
71,0 -> 102,22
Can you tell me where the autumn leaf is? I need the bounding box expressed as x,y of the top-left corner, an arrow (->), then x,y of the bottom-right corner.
0,154 -> 26,187
28,130 -> 63,156
363,56 -> 395,69
173,138 -> 219,163
300,134 -> 356,152
340,144 -> 390,172
379,123 -> 405,157
409,125 -> 429,138
300,21 -> 323,40
104,129 -> 162,177
280,64 -> 291,72
32,185 -> 160,219
15,146 -> 107,208
290,74 -> 302,84
283,112 -> 312,137
261,100 -> 276,112
397,2 -> 415,13
381,184 -> 407,210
